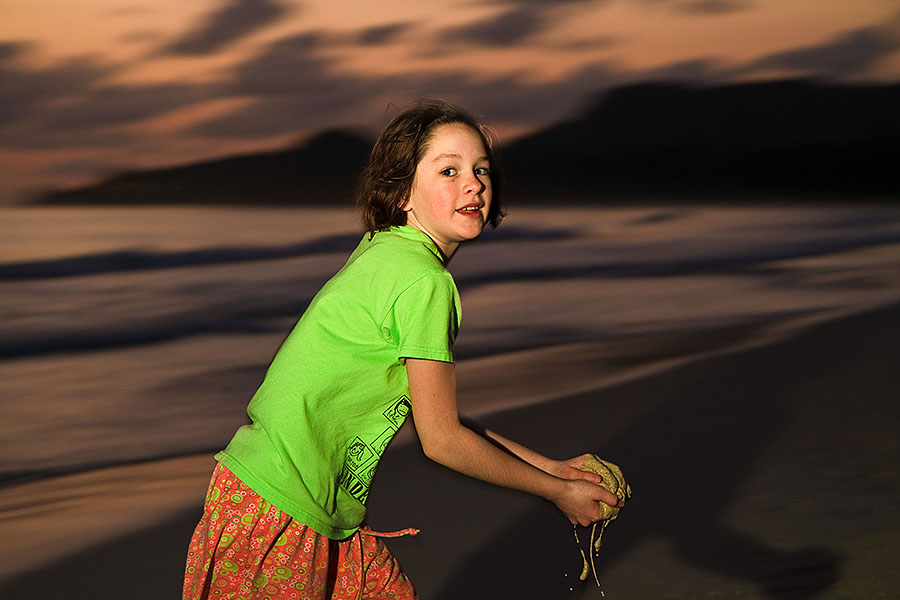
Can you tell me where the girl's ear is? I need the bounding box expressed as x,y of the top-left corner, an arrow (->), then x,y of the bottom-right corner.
401,176 -> 416,212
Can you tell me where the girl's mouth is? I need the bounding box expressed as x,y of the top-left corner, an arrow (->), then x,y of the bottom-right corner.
457,204 -> 483,217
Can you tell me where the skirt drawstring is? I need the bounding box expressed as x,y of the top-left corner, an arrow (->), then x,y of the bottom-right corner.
359,525 -> 420,538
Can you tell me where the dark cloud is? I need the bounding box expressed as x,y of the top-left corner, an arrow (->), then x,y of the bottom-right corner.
1,29 -> 363,151
437,8 -> 545,47
0,43 -> 203,150
162,0 -> 292,56
675,0 -> 752,15
357,22 -> 415,46
4,2 -> 896,169
1,82 -> 203,150
0,41 -> 29,61
485,0 -> 752,16
0,48 -> 112,129
1,117 -> 134,151
190,32 -> 383,136
746,26 -> 900,78
188,24 -> 626,142
479,0 -> 750,18
553,35 -> 619,51
636,0 -> 755,14
189,91 -> 370,138
479,0 -> 599,6
639,58 -> 724,83
223,32 -> 335,96
414,61 -> 625,126
44,84 -> 204,130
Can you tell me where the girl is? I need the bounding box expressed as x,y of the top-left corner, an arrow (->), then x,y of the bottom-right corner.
183,100 -> 623,599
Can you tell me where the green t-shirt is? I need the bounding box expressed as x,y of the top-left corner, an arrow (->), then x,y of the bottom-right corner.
216,226 -> 461,539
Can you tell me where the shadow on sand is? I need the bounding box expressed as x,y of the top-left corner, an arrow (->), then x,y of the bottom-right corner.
428,306 -> 900,598
0,508 -> 201,600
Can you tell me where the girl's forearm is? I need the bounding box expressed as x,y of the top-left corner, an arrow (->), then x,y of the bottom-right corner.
422,419 -> 565,503
481,427 -> 556,474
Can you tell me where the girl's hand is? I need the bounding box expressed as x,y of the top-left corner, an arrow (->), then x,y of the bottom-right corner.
547,454 -> 625,517
551,478 -> 623,526
548,454 -> 605,486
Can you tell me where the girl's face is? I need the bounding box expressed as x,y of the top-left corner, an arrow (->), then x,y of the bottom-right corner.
402,123 -> 492,259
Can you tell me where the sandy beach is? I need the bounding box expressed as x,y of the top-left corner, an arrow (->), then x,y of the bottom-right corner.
1,205 -> 899,598
2,302 -> 899,599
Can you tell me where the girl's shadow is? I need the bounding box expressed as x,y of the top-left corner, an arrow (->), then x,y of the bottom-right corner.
426,307 -> 882,599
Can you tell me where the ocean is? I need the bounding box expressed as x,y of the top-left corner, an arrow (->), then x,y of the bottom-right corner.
3,202 -> 900,487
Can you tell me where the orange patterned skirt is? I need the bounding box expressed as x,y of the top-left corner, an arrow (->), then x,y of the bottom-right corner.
183,463 -> 419,599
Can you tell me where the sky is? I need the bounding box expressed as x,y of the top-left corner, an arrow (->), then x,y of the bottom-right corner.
1,0 -> 899,203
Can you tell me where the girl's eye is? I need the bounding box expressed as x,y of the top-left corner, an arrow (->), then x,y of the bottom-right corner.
475,167 -> 491,176
441,167 -> 457,176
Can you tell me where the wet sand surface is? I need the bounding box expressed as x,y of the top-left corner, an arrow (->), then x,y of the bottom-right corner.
2,301 -> 898,598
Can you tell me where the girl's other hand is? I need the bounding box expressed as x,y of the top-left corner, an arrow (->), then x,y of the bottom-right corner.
552,478 -> 622,527
549,454 -> 604,485
549,453 -> 625,507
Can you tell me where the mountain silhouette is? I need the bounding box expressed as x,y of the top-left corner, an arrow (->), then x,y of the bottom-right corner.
38,129 -> 372,206
504,79 -> 900,200
37,79 -> 900,205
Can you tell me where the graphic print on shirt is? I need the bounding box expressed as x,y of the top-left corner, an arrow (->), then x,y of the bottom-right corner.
338,395 -> 411,504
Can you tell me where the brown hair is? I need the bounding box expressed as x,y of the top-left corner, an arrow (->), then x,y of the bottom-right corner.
356,99 -> 504,232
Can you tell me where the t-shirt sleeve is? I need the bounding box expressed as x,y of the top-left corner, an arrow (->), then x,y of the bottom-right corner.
390,271 -> 460,362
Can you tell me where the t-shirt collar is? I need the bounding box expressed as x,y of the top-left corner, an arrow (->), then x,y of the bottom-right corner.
389,225 -> 446,263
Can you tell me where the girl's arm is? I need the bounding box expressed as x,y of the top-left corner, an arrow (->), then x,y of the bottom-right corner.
480,427 -> 609,483
406,358 -> 623,526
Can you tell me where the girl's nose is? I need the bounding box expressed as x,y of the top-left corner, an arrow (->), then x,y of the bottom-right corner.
466,173 -> 486,195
